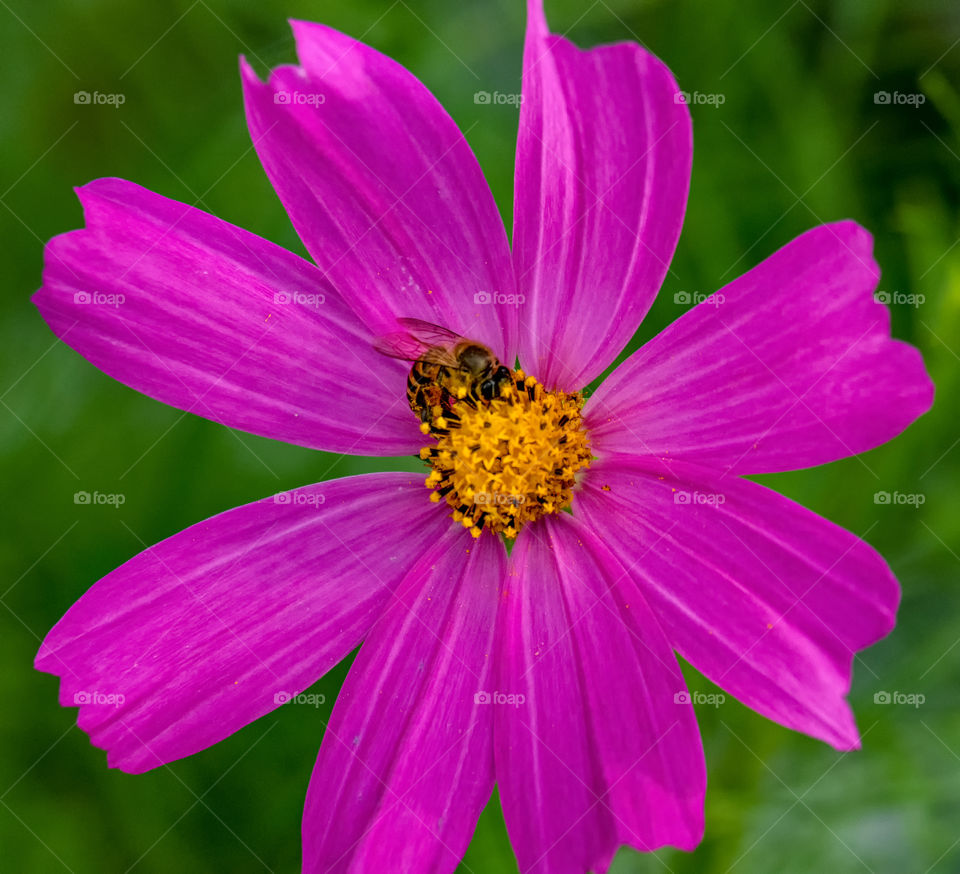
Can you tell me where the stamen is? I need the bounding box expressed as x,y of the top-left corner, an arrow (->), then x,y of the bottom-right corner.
418,370 -> 592,538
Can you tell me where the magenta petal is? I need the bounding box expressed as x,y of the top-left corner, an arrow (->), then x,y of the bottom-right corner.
34,178 -> 422,455
587,222 -> 934,473
302,530 -> 504,874
513,0 -> 691,390
35,473 -> 450,773
241,20 -> 516,360
497,515 -> 705,874
576,456 -> 901,749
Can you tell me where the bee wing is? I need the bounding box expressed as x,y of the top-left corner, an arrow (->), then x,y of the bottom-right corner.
395,317 -> 466,350
372,330 -> 459,367
372,332 -> 434,362
373,317 -> 468,366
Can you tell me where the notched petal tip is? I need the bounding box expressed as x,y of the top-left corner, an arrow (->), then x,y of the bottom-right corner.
36,176 -> 422,455
241,11 -> 517,362
514,6 -> 692,389
33,644 -> 57,676
238,53 -> 259,82
498,516 -> 706,868
577,459 -> 902,752
589,218 -> 934,473
73,175 -> 143,212
832,721 -> 863,753
288,17 -> 334,43
828,218 -> 880,277
35,474 -> 454,778
33,657 -> 149,774
525,0 -> 548,36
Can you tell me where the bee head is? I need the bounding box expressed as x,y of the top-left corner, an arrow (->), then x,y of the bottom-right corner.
479,365 -> 512,401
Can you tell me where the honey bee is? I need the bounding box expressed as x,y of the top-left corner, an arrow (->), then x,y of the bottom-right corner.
373,317 -> 513,428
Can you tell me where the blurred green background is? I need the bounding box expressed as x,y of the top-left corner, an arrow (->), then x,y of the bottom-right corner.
2,0 -> 958,871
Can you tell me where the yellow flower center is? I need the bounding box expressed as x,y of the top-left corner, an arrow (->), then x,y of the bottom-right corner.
418,369 -> 592,539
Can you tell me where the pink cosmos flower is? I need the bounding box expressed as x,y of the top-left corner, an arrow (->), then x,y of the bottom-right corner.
35,2 -> 933,872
